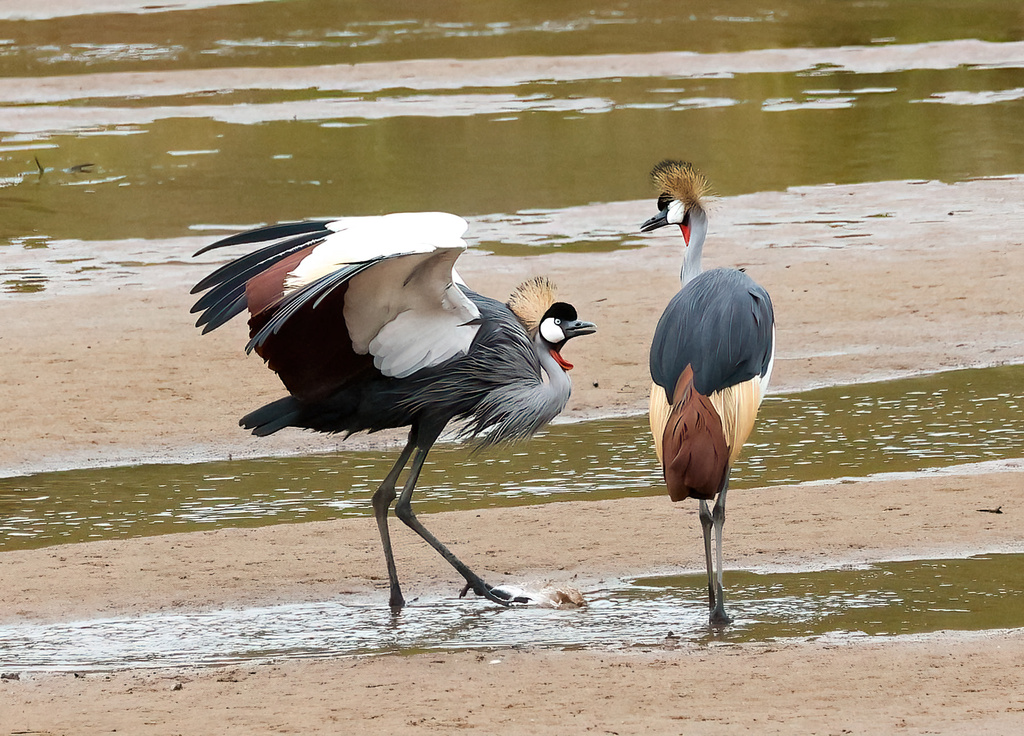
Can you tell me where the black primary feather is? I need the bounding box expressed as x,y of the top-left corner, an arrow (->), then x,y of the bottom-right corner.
191,230 -> 328,304
191,223 -> 335,332
193,220 -> 334,257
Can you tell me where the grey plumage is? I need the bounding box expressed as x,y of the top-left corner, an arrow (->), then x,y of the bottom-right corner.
650,269 -> 774,404
405,290 -> 573,446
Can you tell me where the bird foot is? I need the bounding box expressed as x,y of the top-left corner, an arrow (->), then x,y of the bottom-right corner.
709,608 -> 733,627
458,581 -> 531,605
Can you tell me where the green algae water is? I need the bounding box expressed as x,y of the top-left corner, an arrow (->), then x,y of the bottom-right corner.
2,365 -> 1022,551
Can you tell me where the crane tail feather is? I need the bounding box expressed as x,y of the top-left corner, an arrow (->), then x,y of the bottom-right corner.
240,396 -> 303,436
658,366 -> 730,502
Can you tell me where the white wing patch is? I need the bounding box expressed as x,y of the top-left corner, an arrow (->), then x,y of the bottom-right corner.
761,324 -> 777,396
349,249 -> 480,378
370,307 -> 479,378
308,212 -> 480,379
285,212 -> 469,293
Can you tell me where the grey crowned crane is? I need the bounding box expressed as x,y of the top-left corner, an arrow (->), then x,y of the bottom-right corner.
191,212 -> 595,608
642,161 -> 775,625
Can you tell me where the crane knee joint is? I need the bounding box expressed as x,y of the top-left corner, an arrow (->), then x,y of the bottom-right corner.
394,501 -> 416,524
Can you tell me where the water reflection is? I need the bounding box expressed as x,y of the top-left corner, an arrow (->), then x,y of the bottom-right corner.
3,0 -> 1023,74
1,553 -> 1019,672
1,50 -> 1023,247
2,365 -> 1022,551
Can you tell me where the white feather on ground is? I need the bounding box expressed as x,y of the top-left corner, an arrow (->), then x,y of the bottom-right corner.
489,582 -> 587,609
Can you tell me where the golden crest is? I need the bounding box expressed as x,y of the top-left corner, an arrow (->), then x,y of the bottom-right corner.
507,275 -> 558,335
650,159 -> 711,209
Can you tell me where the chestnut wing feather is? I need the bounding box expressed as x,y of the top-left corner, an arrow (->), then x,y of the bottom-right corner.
661,365 -> 730,502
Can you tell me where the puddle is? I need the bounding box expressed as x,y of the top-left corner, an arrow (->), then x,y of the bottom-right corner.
632,553 -> 1024,641
1,553 -> 1020,673
2,365 -> 1022,552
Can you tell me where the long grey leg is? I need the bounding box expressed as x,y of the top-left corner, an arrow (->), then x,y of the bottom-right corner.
709,483 -> 733,626
393,440 -> 512,607
698,499 -> 716,614
371,434 -> 417,609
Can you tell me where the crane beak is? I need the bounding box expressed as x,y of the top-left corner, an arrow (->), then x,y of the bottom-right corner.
561,320 -> 597,340
640,208 -> 670,232
550,320 -> 595,371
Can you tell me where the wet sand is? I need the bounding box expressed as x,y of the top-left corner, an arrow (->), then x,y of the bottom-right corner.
3,38 -> 1023,105
2,177 -> 1024,733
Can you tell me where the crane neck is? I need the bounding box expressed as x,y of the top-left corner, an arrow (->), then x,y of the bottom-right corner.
680,207 -> 709,287
466,333 -> 571,446
535,336 -> 573,419
537,339 -> 572,390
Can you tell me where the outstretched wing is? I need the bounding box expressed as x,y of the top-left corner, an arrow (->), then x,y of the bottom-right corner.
191,212 -> 482,402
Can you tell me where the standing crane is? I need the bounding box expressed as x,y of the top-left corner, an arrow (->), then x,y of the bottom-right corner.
641,161 -> 775,625
191,212 -> 595,608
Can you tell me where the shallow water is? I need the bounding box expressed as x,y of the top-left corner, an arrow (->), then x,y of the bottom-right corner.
1,553 -> 1020,672
2,364 -> 1021,552
5,0 -> 1023,72
2,1 -> 1024,293
2,61 -> 1022,253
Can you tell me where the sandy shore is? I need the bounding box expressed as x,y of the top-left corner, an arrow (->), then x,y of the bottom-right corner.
2,177 -> 1024,733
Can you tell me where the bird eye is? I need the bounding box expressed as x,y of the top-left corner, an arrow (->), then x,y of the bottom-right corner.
555,319 -> 561,325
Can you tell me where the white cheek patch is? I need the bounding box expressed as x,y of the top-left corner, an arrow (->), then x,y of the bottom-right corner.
540,317 -> 565,344
667,199 -> 686,224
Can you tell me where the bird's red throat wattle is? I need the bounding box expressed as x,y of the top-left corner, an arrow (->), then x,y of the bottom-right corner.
550,348 -> 573,371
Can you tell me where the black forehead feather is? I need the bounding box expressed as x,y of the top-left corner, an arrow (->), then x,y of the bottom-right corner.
543,301 -> 578,321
